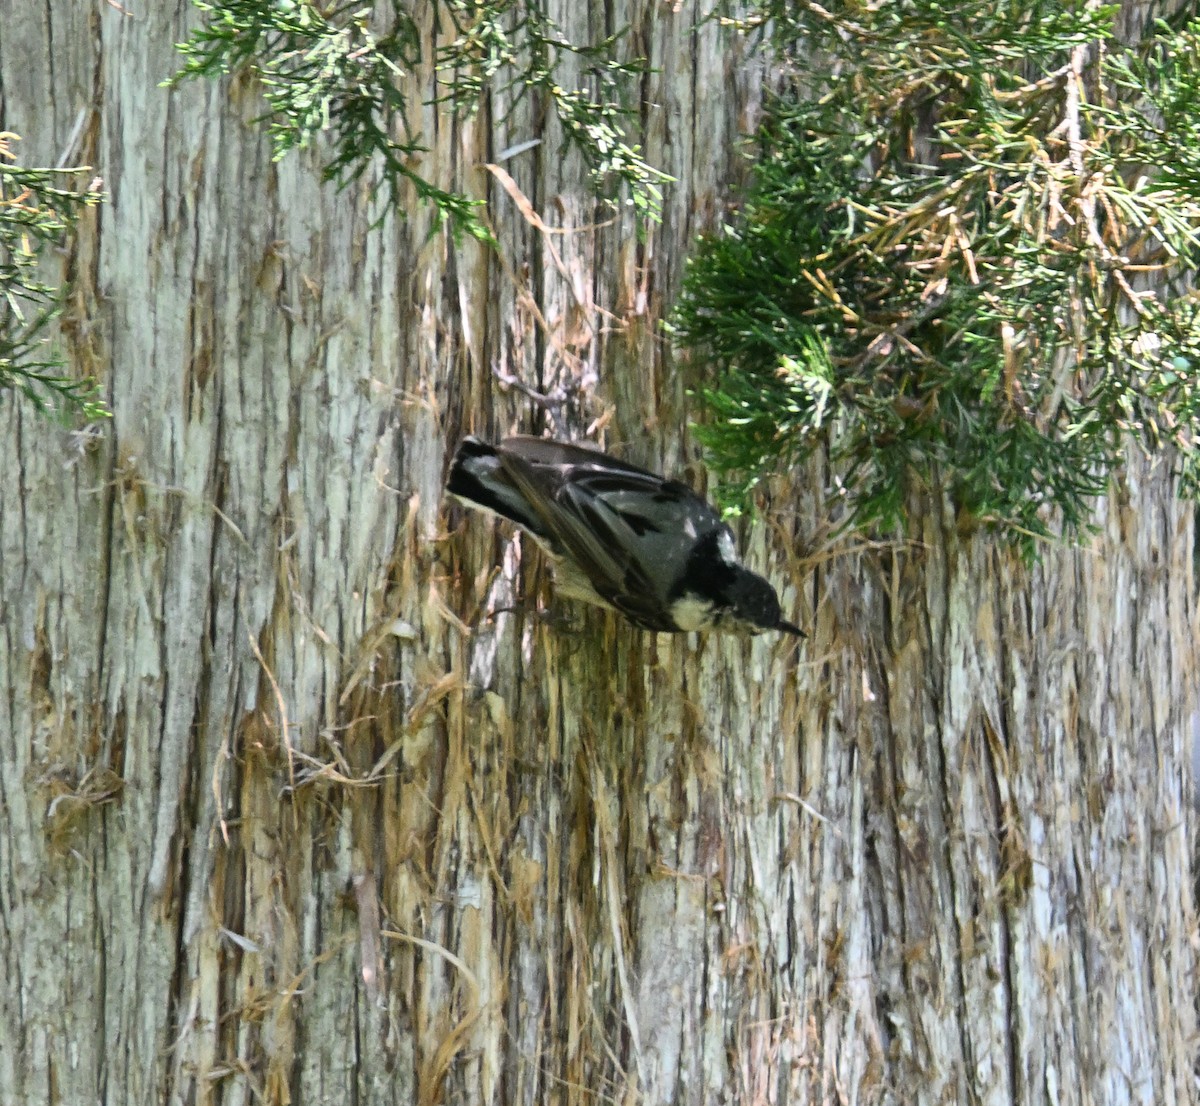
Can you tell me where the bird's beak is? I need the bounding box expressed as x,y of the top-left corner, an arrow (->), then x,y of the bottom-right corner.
778,618 -> 806,637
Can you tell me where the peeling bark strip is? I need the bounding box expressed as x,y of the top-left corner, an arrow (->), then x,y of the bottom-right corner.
0,2 -> 1197,1105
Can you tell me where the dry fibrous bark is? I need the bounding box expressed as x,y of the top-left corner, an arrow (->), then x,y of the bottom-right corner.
0,3 -> 1196,1104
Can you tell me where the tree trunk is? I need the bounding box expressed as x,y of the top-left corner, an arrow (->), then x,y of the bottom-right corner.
0,3 -> 1196,1105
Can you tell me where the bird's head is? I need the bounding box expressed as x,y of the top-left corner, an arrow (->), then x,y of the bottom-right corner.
721,568 -> 804,636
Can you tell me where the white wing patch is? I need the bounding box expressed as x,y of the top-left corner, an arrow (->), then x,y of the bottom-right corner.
716,529 -> 739,565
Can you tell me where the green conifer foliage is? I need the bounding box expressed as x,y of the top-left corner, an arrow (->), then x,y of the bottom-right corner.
674,3 -> 1200,549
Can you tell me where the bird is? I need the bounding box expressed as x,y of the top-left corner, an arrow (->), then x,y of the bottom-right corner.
446,435 -> 803,636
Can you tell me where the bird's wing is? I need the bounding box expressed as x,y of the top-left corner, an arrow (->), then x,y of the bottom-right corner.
499,436 -> 655,478
499,449 -> 725,629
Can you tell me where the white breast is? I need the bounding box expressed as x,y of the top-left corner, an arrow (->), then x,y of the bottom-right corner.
667,594 -> 718,632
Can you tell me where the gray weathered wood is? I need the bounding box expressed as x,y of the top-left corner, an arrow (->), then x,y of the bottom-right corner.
0,2 -> 1195,1104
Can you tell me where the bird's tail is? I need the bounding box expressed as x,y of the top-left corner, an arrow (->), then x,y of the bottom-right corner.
446,437 -> 549,539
